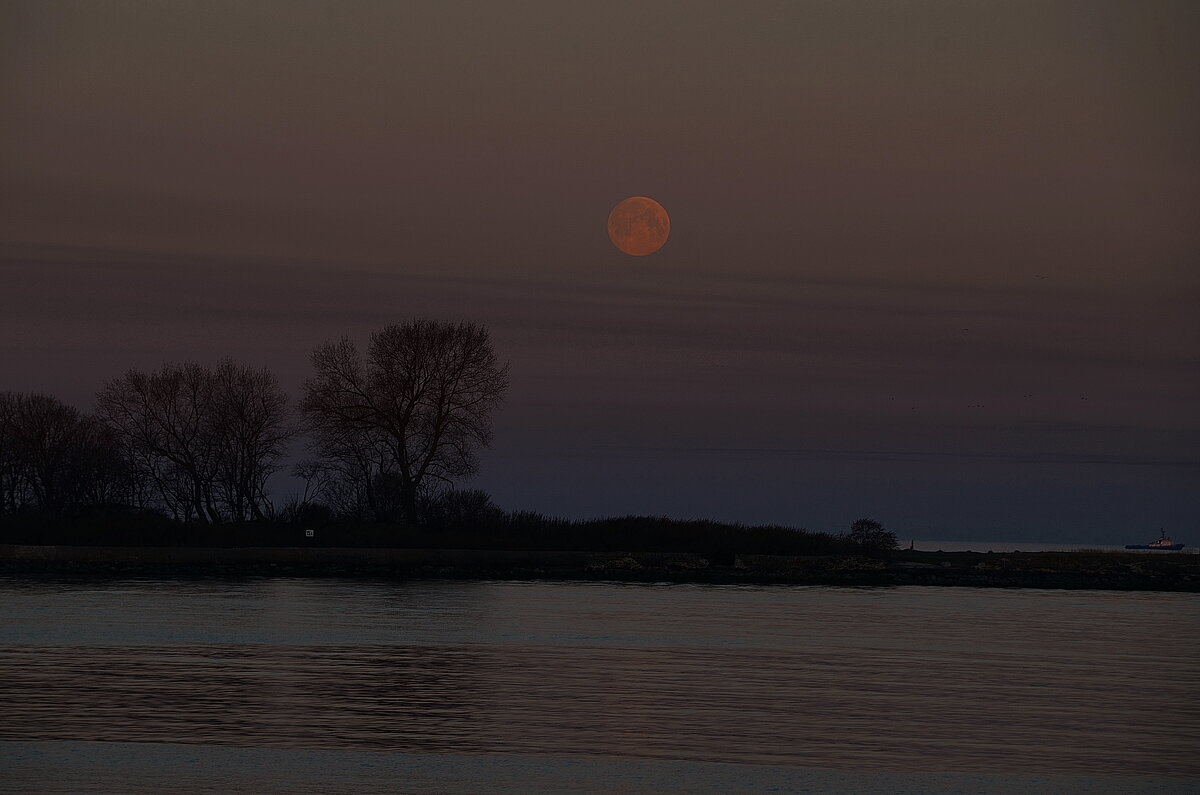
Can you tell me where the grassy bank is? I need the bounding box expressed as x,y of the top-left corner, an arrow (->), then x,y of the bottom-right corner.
0,510 -> 854,557
2,544 -> 1197,591
3,510 -> 1195,591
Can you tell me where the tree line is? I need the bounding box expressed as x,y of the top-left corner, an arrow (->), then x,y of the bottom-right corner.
1,320 -> 508,527
2,317 -> 897,555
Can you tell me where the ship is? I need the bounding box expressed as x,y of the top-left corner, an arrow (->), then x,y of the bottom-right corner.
1125,529 -> 1184,551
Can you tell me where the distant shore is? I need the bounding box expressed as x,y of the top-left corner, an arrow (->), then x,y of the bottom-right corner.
2,545 -> 1197,592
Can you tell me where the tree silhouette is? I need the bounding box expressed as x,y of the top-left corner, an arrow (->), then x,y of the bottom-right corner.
209,361 -> 295,521
300,321 -> 508,524
0,391 -> 130,514
0,392 -> 27,512
847,517 -> 898,552
97,361 -> 293,523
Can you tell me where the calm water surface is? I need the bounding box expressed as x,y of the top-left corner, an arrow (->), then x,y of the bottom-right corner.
2,579 -> 1197,793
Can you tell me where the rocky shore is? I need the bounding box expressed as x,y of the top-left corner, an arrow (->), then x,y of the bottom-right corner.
2,545 -> 1197,591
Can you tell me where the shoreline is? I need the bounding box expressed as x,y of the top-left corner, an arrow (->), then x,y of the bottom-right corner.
2,545 -> 1197,592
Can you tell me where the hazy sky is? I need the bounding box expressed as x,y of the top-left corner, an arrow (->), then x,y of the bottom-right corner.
2,1 -> 1197,543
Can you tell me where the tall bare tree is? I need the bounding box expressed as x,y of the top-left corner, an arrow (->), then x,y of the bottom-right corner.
10,393 -> 81,511
210,361 -> 295,521
69,416 -> 133,509
0,392 -> 26,513
0,391 -> 129,514
97,363 -> 216,522
97,360 -> 293,523
300,321 -> 508,524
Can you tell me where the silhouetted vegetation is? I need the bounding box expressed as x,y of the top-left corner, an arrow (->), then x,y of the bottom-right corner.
1,321 -> 508,533
0,391 -> 133,516
0,503 -> 854,557
846,518 -> 898,553
298,321 -> 508,525
97,360 -> 294,523
1,320 -> 888,560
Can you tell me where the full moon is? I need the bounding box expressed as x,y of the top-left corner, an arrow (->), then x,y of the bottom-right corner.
607,196 -> 670,256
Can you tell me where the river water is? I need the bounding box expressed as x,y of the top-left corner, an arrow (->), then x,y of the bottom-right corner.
2,579 -> 1197,793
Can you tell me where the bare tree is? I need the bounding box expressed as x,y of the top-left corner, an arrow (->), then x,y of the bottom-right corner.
0,392 -> 130,514
69,416 -> 134,508
0,392 -> 27,513
847,518 -> 899,552
11,393 -> 82,511
300,321 -> 508,524
210,361 -> 294,522
97,360 -> 293,523
97,363 -> 216,522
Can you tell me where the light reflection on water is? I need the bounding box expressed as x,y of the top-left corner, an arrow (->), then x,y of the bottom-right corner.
1,579 -> 1198,786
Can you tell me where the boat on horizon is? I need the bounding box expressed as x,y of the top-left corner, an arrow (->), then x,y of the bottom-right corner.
1125,530 -> 1184,551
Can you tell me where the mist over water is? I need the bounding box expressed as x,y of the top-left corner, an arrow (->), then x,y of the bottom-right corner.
2,579 -> 1197,792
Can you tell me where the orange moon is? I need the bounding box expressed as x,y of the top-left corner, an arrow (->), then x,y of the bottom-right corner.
607,196 -> 670,256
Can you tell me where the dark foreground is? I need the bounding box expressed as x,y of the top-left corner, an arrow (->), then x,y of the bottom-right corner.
2,545 -> 1197,591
